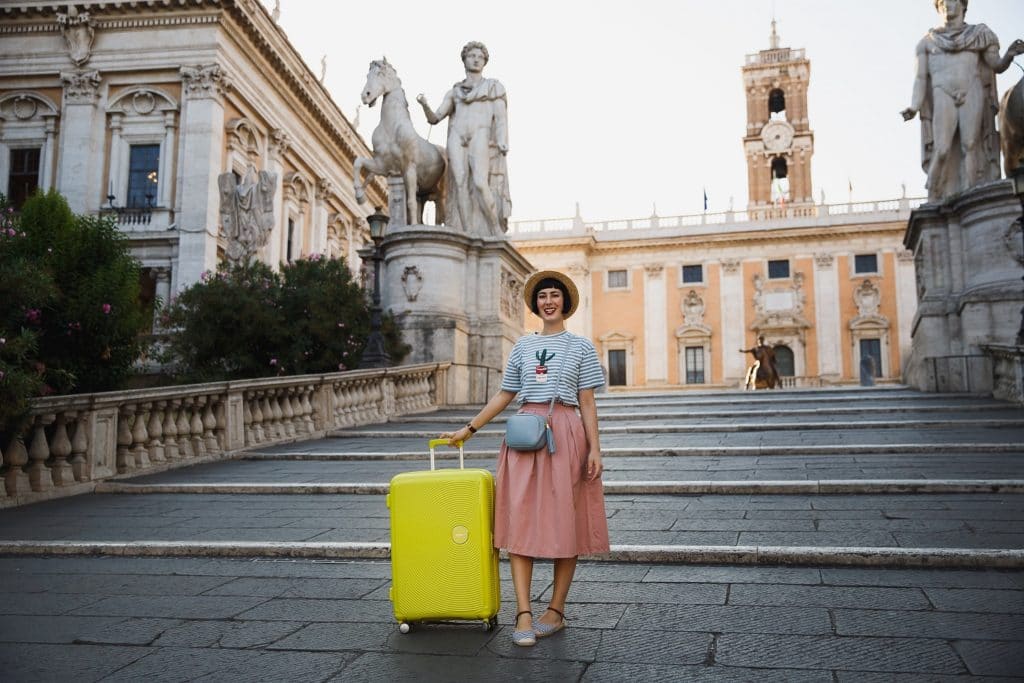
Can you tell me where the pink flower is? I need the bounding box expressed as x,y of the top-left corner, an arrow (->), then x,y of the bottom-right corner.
0,370 -> 5,381
269,358 -> 278,366
0,337 -> 5,345
338,363 -> 346,371
25,308 -> 41,324
101,303 -> 112,314
6,228 -> 14,237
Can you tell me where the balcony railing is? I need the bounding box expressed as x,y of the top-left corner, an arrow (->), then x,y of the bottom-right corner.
0,363 -> 449,508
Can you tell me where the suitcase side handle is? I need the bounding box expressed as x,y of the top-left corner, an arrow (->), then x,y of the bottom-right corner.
428,438 -> 464,470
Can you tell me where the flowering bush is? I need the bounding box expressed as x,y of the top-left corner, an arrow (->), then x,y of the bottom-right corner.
0,191 -> 147,433
160,256 -> 408,382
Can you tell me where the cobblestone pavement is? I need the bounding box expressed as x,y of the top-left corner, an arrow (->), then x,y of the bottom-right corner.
1,386 -> 1023,680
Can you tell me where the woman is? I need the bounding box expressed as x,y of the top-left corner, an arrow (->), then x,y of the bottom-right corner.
440,270 -> 609,647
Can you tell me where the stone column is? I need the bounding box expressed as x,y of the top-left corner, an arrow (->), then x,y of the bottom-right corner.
314,178 -> 333,255
643,264 -> 667,385
107,113 -> 123,200
720,259 -> 746,382
160,111 -> 176,207
813,253 -> 841,378
40,116 -> 57,191
176,64 -> 230,290
57,69 -> 102,214
265,129 -> 291,265
894,249 -> 917,374
566,263 -> 592,340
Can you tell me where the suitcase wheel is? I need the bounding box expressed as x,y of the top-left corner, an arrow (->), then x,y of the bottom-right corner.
399,622 -> 411,634
484,617 -> 497,631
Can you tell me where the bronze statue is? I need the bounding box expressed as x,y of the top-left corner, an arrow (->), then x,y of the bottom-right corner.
740,335 -> 780,390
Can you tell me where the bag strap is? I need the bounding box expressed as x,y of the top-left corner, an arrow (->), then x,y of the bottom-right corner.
545,335 -> 576,420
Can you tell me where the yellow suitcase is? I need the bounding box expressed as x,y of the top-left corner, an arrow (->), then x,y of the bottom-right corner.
386,438 -> 500,633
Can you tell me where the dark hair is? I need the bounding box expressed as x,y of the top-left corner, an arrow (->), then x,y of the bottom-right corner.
531,278 -> 572,315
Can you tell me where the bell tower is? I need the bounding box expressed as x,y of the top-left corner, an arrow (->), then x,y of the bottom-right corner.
742,20 -> 814,208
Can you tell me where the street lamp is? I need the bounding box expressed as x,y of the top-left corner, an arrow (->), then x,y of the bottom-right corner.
359,207 -> 391,368
1013,166 -> 1024,346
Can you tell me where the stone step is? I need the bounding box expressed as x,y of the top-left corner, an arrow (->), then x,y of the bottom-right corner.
0,540 -> 1020,569
94,480 -> 1024,496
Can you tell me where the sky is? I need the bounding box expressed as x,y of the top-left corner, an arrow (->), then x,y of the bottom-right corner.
261,0 -> 1024,222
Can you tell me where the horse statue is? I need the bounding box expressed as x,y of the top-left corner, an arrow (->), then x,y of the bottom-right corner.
999,74 -> 1024,177
353,59 -> 446,227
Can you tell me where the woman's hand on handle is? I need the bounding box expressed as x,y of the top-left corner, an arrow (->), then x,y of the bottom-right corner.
439,426 -> 473,446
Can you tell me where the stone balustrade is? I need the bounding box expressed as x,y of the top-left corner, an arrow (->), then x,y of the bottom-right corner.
0,363 -> 449,507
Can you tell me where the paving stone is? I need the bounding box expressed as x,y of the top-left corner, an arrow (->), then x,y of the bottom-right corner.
334,651 -> 585,682
267,621 -> 396,652
0,572 -> 233,597
98,646 -> 259,682
572,563 -> 651,582
192,650 -> 354,682
728,584 -> 931,610
486,623 -> 601,661
582,662 -> 832,682
593,628 -> 710,664
617,603 -> 831,635
68,595 -> 268,619
539,581 -> 727,606
821,568 -> 1024,589
642,565 -> 821,585
834,609 -> 1024,640
0,642 -> 151,680
923,588 -> 1024,613
0,592 -> 105,616
952,640 -> 1024,677
201,577 -> 386,600
896,532 -> 1024,549
673,518 -> 818,532
152,619 -> 305,649
836,673 -> 1022,683
737,531 -> 899,547
0,615 -> 177,645
236,597 -> 392,623
715,633 -> 965,673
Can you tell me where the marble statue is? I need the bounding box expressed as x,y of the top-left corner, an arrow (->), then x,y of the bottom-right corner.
218,166 -> 277,264
901,0 -> 1024,202
353,59 -> 447,227
417,41 -> 511,236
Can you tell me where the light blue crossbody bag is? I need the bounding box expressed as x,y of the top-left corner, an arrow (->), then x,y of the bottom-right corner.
504,338 -> 575,453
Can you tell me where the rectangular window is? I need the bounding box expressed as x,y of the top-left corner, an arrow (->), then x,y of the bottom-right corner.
681,264 -> 703,284
7,147 -> 41,210
767,259 -> 790,279
607,269 -> 628,289
127,144 -> 160,208
287,218 -> 295,263
859,338 -> 883,378
608,349 -> 626,386
684,346 -> 705,384
854,253 -> 878,274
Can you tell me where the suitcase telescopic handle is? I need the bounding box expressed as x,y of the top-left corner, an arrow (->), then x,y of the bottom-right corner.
428,438 -> 464,470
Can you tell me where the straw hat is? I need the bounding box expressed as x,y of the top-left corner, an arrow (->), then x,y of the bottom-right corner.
522,270 -> 580,319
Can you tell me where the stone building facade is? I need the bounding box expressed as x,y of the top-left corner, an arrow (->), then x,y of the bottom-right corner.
0,0 -> 384,315
510,31 -> 920,389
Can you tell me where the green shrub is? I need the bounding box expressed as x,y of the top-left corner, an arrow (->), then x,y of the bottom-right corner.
160,255 -> 407,381
0,191 -> 147,433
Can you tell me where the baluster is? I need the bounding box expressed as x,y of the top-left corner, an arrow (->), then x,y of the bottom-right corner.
27,415 -> 54,491
130,403 -> 151,469
146,401 -> 165,464
334,383 -> 349,427
3,435 -> 31,496
251,392 -> 265,443
48,413 -> 74,486
202,397 -> 218,453
116,407 -> 135,473
283,389 -> 298,437
214,399 -> 227,450
243,393 -> 256,445
271,393 -> 285,439
190,398 -> 206,457
70,412 -> 89,481
163,400 -> 180,461
176,401 -> 194,459
260,394 -> 275,439
300,388 -> 314,433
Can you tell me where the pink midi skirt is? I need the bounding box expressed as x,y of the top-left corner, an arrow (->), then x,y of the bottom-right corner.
494,402 -> 610,558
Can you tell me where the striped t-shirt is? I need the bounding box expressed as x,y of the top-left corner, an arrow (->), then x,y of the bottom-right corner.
501,331 -> 605,406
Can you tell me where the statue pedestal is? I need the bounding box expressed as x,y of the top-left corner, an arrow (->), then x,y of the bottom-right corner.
903,180 -> 1024,398
378,225 -> 533,405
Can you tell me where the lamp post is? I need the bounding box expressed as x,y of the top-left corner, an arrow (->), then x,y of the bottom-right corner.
360,207 -> 391,368
1013,167 -> 1024,346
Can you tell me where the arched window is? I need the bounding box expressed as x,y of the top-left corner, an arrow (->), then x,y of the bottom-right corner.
774,345 -> 795,376
771,156 -> 788,179
768,88 -> 786,120
770,156 -> 790,204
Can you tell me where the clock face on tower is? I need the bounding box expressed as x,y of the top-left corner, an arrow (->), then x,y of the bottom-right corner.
761,120 -> 795,152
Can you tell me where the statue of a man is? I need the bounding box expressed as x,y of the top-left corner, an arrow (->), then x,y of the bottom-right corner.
417,42 -> 511,235
901,0 -> 1024,202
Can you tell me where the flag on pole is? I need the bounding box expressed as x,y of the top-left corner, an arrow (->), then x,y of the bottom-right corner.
703,188 -> 708,212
